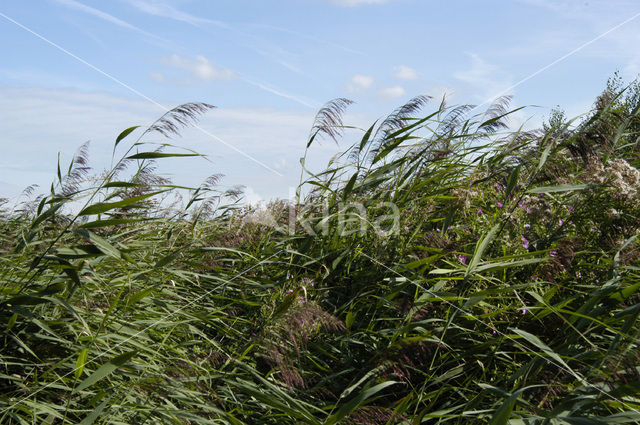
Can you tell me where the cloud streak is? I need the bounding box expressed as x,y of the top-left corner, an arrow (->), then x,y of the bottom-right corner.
243,79 -> 319,109
52,0 -> 163,41
160,54 -> 236,82
125,0 -> 224,27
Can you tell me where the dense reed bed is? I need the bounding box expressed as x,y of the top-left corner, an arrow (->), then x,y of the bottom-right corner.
1,76 -> 640,424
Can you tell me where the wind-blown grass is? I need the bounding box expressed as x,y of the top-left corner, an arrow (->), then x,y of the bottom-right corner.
1,76 -> 640,424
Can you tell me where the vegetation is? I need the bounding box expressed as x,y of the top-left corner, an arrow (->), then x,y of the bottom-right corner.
1,76 -> 640,424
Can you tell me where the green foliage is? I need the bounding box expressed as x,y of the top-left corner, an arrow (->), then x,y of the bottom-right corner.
1,80 -> 640,424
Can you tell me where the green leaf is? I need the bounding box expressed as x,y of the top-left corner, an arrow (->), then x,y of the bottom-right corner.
114,125 -> 140,149
466,224 -> 499,277
2,295 -> 49,306
343,172 -> 358,201
31,202 -> 65,229
272,289 -> 299,320
102,181 -> 146,188
475,258 -> 544,272
73,229 -> 122,259
78,191 -> 163,216
372,136 -> 407,163
537,136 -> 555,172
509,328 -> 577,378
556,417 -> 608,425
126,152 -> 199,160
528,184 -> 597,193
75,348 -> 88,379
6,313 -> 18,332
324,381 -> 398,425
488,386 -> 533,425
358,121 -> 378,153
78,395 -> 112,425
479,106 -> 525,130
404,255 -> 439,270
505,165 -> 521,200
126,287 -> 155,307
345,309 -> 354,330
74,351 -> 137,393
78,218 -> 150,229
57,153 -> 62,184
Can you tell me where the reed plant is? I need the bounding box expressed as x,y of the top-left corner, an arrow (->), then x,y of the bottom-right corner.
1,77 -> 639,424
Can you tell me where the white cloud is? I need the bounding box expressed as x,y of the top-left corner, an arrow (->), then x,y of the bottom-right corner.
161,54 -> 236,82
394,65 -> 419,80
453,53 -> 513,101
242,186 -> 265,206
149,71 -> 164,82
379,86 -> 406,100
273,158 -> 288,170
347,74 -> 374,93
330,0 -> 390,6
0,86 -> 326,202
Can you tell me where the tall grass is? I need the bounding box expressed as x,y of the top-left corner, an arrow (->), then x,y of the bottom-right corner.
1,77 -> 640,424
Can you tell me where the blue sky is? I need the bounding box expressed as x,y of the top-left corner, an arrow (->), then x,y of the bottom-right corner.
2,0 -> 640,203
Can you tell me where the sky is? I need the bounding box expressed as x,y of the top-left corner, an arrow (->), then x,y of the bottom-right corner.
2,0 -> 640,204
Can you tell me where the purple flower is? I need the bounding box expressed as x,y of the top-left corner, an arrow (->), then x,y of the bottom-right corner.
522,308 -> 528,315
458,255 -> 467,264
521,235 -> 529,249
403,226 -> 410,231
287,289 -> 294,293
477,208 -> 483,214
497,202 -> 503,208
559,218 -> 564,225
550,250 -> 557,257
576,272 -> 582,279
